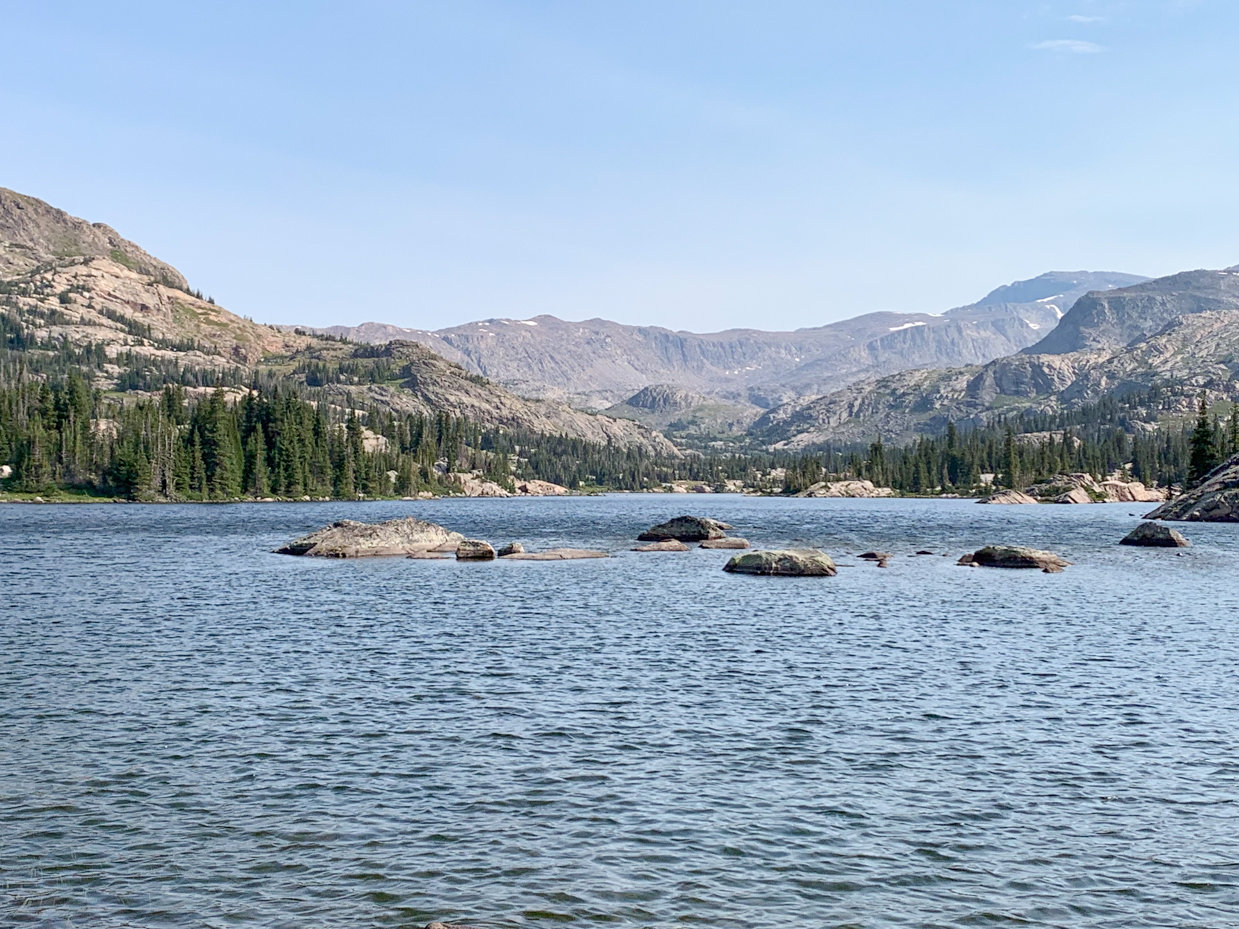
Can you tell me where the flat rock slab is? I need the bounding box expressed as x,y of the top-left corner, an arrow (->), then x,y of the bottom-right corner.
275,517 -> 463,557
699,538 -> 750,549
958,546 -> 1071,573
501,548 -> 608,560
723,549 -> 837,577
633,540 -> 690,552
406,551 -> 449,560
637,515 -> 731,541
978,490 -> 1039,505
1120,522 -> 1190,547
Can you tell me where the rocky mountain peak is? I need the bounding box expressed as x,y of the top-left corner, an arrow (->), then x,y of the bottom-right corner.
0,187 -> 189,290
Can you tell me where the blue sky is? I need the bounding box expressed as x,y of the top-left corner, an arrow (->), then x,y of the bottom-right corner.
1,1 -> 1236,331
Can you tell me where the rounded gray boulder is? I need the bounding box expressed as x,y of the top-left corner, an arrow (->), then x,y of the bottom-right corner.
723,549 -> 837,577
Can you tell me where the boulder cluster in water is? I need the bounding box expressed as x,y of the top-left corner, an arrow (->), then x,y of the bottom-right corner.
274,507 -> 1198,575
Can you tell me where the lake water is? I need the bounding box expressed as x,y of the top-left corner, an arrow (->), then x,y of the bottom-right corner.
3,496 -> 1239,928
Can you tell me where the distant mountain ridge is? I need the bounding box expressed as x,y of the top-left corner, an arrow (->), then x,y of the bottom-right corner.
311,270 -> 1146,410
755,266 -> 1239,448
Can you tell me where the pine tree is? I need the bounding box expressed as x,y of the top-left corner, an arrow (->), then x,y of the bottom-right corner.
1189,392 -> 1220,485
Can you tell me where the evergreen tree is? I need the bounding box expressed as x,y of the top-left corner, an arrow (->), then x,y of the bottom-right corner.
1189,392 -> 1220,485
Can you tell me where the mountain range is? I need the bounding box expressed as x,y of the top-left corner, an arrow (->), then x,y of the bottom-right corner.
755,268 -> 1239,448
310,269 -> 1145,413
7,184 -> 1237,458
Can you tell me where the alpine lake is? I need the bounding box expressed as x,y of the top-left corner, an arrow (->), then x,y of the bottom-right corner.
3,495 -> 1239,928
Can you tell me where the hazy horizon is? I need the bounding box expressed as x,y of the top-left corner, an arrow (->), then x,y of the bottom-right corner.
2,1 -> 1236,331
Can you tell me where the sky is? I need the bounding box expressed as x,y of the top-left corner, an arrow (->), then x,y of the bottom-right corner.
1,1 -> 1237,332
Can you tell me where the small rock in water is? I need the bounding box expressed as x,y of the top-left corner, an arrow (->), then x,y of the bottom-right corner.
858,551 -> 891,561
637,515 -> 730,542
723,549 -> 837,577
1119,522 -> 1190,548
275,517 -> 463,558
455,539 -> 497,561
632,539 -> 691,552
497,542 -> 525,556
699,538 -> 750,549
957,546 -> 1071,573
501,548 -> 608,560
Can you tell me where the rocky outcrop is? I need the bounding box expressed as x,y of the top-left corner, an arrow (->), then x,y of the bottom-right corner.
1053,487 -> 1094,504
1120,522 -> 1190,547
1145,452 -> 1239,521
699,538 -> 750,549
496,542 -> 524,556
633,540 -> 691,552
1099,479 -> 1166,503
796,479 -> 895,498
637,515 -> 732,542
455,539 -> 497,560
448,473 -> 512,497
275,517 -> 462,557
514,479 -> 569,496
957,546 -> 1071,573
723,549 -> 838,577
500,548 -> 608,560
978,490 -> 1039,505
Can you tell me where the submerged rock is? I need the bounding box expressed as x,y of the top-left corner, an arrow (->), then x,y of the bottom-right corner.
455,539 -> 497,560
957,546 -> 1071,573
406,551 -> 449,560
723,549 -> 837,577
275,517 -> 462,557
637,515 -> 730,541
633,539 -> 690,552
1120,522 -> 1190,548
858,551 -> 891,561
977,490 -> 1039,505
1145,452 -> 1239,521
501,548 -> 608,560
699,538 -> 750,549
496,541 -> 525,556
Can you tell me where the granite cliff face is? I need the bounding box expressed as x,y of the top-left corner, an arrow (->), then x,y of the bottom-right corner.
754,270 -> 1239,448
311,271 -> 1144,409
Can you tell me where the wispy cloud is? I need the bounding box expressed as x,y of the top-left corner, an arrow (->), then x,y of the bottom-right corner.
1068,14 -> 1105,23
1031,39 -> 1105,53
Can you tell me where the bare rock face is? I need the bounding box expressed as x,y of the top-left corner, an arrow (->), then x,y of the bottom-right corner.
637,516 -> 730,542
699,538 -> 750,549
1053,487 -> 1094,505
977,490 -> 1039,505
957,546 -> 1071,573
797,479 -> 895,498
500,548 -> 608,560
633,539 -> 691,552
1099,479 -> 1166,503
723,549 -> 837,577
456,539 -> 497,560
1146,453 -> 1239,522
514,479 -> 570,496
1120,522 -> 1190,547
275,518 -> 462,557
